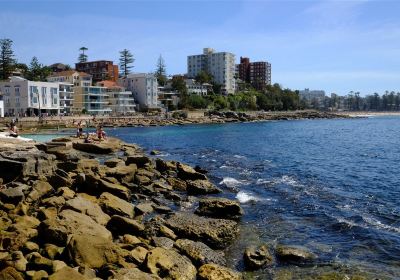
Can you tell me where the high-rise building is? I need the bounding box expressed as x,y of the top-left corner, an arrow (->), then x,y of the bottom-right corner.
236,57 -> 271,91
187,48 -> 236,94
75,60 -> 119,82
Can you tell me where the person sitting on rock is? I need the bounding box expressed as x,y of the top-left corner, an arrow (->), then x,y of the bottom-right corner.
9,122 -> 18,138
96,125 -> 107,141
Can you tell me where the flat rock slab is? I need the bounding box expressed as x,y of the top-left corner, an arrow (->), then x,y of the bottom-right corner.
166,212 -> 238,249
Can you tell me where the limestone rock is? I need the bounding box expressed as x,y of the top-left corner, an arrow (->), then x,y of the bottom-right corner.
64,196 -> 110,225
99,192 -> 134,218
197,264 -> 242,280
144,247 -> 197,280
111,268 -> 161,280
40,209 -> 112,246
175,239 -> 226,267
186,180 -> 221,195
152,237 -> 174,249
105,164 -> 137,185
26,181 -> 53,203
166,213 -> 238,249
126,155 -> 152,168
195,198 -> 243,220
0,185 -> 27,204
177,163 -> 207,181
275,245 -> 316,264
0,266 -> 24,280
48,266 -> 88,280
243,244 -> 274,270
107,215 -> 145,236
129,246 -> 148,264
66,234 -> 123,269
166,177 -> 187,191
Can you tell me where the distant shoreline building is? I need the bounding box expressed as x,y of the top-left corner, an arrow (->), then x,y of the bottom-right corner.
75,60 -> 119,83
236,57 -> 271,91
187,48 -> 236,95
299,88 -> 326,109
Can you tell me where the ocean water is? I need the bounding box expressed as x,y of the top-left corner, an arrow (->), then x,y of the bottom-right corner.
28,117 -> 400,278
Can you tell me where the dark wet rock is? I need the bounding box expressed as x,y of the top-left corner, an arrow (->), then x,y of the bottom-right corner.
155,158 -> 177,173
186,180 -> 221,195
144,247 -> 197,280
112,268 -> 161,280
66,234 -> 123,269
197,263 -> 242,280
177,162 -> 207,181
243,244 -> 274,270
175,239 -> 226,267
275,245 -> 316,264
135,202 -> 154,215
104,158 -> 124,168
166,212 -> 238,249
195,197 -> 243,220
107,215 -> 145,236
194,165 -> 208,174
99,192 -> 134,218
47,169 -> 72,189
64,196 -> 110,225
150,150 -> 161,155
39,209 -> 112,246
84,174 -> 131,201
135,174 -> 152,186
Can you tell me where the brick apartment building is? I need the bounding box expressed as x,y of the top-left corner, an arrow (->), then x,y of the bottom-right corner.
236,57 -> 271,91
75,60 -> 119,83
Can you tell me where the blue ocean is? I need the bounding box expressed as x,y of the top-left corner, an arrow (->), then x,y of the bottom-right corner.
29,116 -> 400,278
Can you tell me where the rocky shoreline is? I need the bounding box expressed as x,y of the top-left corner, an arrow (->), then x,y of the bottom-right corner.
2,110 -> 350,132
0,136 -> 371,280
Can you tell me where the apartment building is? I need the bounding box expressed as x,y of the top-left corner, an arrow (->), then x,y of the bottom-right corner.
185,79 -> 211,96
299,88 -> 326,109
0,76 -> 60,117
119,73 -> 158,111
75,60 -> 119,82
97,81 -> 135,115
187,48 -> 236,94
0,93 -> 4,117
236,57 -> 271,91
47,70 -> 92,87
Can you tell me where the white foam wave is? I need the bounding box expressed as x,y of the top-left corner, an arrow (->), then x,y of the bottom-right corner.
219,165 -> 229,169
233,154 -> 246,159
362,216 -> 400,233
236,191 -> 258,203
219,177 -> 244,189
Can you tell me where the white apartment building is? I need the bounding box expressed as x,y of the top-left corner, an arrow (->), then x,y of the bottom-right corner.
0,76 -> 60,117
185,79 -> 211,96
119,73 -> 158,111
187,48 -> 236,94
0,93 -> 4,117
96,81 -> 135,115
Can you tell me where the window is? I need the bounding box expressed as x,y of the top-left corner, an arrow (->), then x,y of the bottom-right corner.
4,87 -> 10,96
42,87 -> 47,105
30,86 -> 38,104
51,87 -> 58,105
14,87 -> 20,96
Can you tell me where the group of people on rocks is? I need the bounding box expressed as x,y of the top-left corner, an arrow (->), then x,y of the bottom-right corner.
76,121 -> 107,142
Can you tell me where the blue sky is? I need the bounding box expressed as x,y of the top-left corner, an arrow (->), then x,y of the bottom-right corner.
1,0 -> 399,95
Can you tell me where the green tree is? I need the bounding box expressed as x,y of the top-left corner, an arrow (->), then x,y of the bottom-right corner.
155,55 -> 167,86
119,49 -> 134,77
195,70 -> 213,84
0,38 -> 16,80
26,57 -> 52,81
78,47 -> 88,63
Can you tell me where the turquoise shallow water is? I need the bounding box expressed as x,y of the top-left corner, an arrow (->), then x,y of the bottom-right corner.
29,117 -> 400,278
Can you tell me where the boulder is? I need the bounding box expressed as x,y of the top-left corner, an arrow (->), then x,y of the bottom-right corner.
186,180 -> 221,195
275,245 -> 316,264
112,268 -> 161,280
26,252 -> 53,272
144,247 -> 197,280
107,215 -> 145,237
99,192 -> 134,218
0,159 -> 24,183
26,181 -> 54,203
7,251 -> 27,272
126,155 -> 152,167
0,267 -> 24,280
195,198 -> 243,220
66,234 -> 123,269
64,196 -> 110,225
152,237 -> 174,249
105,164 -> 137,185
56,187 -> 75,200
48,266 -> 88,280
41,196 -> 66,208
177,163 -> 207,181
166,213 -> 238,249
0,185 -> 28,204
175,239 -> 226,266
40,209 -> 112,246
104,158 -> 124,168
84,174 -> 131,201
155,159 -> 177,173
47,169 -> 73,189
243,244 -> 274,270
166,177 -> 187,191
129,246 -> 148,264
72,140 -> 119,154
135,202 -> 154,215
197,264 -> 242,280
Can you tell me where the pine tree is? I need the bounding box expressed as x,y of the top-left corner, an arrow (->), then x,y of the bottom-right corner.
78,47 -> 88,63
119,49 -> 134,77
27,56 -> 42,81
0,38 -> 16,80
155,54 -> 167,86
